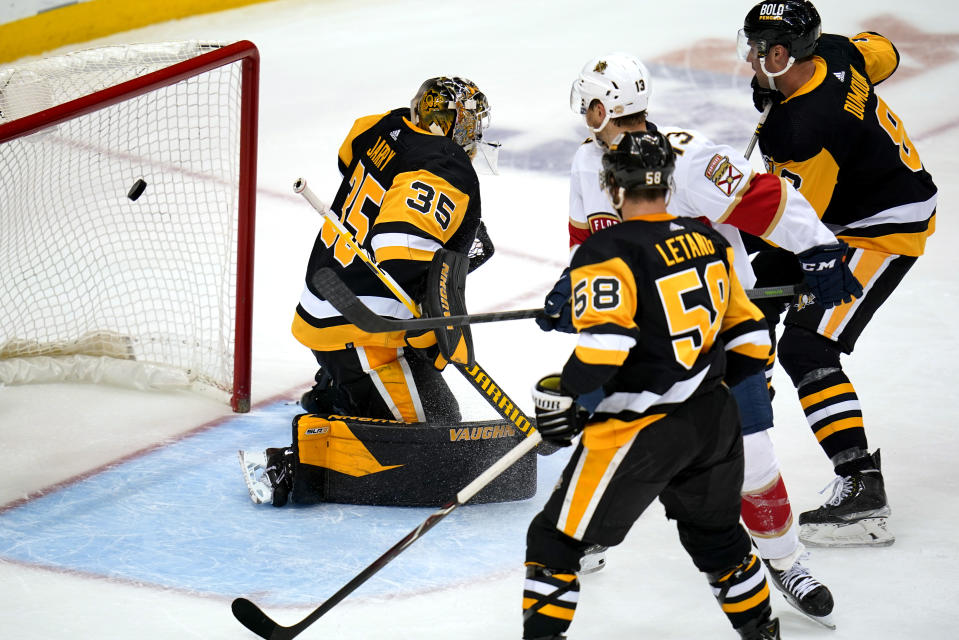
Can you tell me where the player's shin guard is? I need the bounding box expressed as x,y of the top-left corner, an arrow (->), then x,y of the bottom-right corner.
708,554 -> 772,635
796,369 -> 867,464
741,473 -> 800,566
522,563 -> 579,639
777,328 -> 866,464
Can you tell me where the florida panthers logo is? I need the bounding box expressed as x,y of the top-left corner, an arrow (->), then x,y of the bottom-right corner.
705,154 -> 744,197
587,212 -> 622,232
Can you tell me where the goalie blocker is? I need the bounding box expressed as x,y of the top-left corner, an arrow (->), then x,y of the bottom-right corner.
290,414 -> 536,506
420,248 -> 474,366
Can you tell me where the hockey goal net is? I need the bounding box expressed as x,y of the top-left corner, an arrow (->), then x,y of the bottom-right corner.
0,41 -> 258,412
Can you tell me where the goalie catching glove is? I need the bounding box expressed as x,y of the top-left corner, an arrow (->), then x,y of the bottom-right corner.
405,248 -> 475,369
531,374 -> 603,447
797,241 -> 863,309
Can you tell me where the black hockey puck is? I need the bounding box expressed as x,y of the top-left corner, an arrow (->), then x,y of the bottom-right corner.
127,178 -> 147,201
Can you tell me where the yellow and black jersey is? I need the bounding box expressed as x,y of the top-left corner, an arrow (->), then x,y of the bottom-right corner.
561,213 -> 769,439
759,32 -> 937,257
293,108 -> 481,351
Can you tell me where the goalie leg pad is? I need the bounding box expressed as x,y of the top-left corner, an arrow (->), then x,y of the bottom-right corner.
290,413 -> 536,506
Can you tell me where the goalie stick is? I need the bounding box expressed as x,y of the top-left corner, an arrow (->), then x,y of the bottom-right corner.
232,431 -> 543,639
312,267 -> 542,331
292,178 -> 535,436
313,267 -> 802,333
294,178 -> 418,316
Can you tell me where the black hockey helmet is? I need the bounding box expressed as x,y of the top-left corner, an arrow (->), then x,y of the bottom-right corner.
740,0 -> 821,59
600,130 -> 675,199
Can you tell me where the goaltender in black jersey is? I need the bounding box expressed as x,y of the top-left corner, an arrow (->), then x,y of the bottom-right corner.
239,78 -> 498,510
522,131 -> 782,640
292,95 -> 483,353
291,77 -> 490,430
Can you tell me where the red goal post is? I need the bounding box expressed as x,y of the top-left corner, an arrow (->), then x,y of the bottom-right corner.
0,41 -> 258,412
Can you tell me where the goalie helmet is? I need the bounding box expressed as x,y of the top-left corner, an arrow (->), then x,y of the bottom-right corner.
738,0 -> 822,61
411,77 -> 490,159
570,53 -> 651,133
600,131 -> 675,208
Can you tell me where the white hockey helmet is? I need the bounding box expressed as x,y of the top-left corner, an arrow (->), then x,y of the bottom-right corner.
570,53 -> 652,133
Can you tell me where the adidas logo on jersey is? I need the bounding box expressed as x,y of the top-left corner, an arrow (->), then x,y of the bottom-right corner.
834,71 -> 846,82
389,129 -> 400,141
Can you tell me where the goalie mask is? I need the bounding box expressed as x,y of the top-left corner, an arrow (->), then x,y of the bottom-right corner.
411,77 -> 491,161
737,1 -> 821,88
600,131 -> 675,210
570,53 -> 652,134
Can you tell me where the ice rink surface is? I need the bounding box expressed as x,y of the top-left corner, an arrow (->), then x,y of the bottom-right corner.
2,0 -> 958,637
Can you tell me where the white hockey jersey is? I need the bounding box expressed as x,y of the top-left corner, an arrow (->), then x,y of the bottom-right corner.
567,124 -> 838,288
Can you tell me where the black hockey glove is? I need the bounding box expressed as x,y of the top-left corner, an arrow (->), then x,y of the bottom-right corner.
404,248 -> 475,371
796,241 -> 863,309
750,75 -> 783,113
531,374 -> 590,447
536,268 -> 576,333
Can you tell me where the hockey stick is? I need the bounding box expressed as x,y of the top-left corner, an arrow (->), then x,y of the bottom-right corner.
294,178 -> 418,316
293,178 -> 535,436
312,267 -> 542,331
232,431 -> 543,639
747,283 -> 802,300
744,101 -> 772,160
314,267 -> 801,333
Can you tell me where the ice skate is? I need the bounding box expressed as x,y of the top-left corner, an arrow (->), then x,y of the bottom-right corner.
238,447 -> 294,507
765,558 -> 835,629
578,544 -> 607,574
800,450 -> 894,547
238,449 -> 270,504
738,617 -> 781,640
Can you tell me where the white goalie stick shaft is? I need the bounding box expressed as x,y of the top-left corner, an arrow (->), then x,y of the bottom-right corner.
231,431 -> 542,639
294,178 -> 419,316
744,101 -> 772,160
313,267 -> 802,333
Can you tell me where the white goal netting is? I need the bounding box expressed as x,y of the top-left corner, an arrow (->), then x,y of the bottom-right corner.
0,41 -> 256,409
